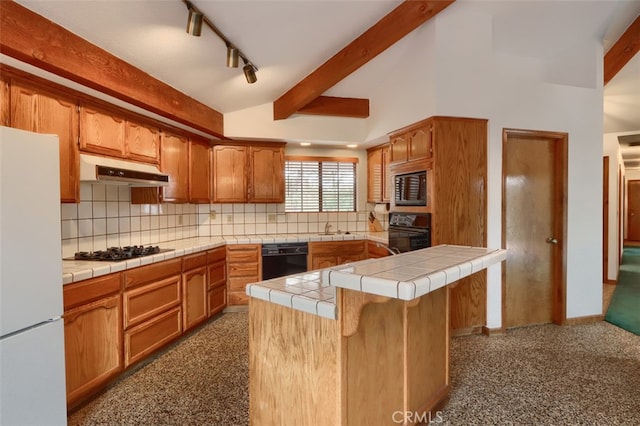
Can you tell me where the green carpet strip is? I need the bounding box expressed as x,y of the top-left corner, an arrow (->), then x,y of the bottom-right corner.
605,246 -> 640,336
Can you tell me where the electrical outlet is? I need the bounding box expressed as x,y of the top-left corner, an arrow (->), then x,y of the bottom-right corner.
210,210 -> 216,220
178,215 -> 183,225
226,215 -> 234,223
268,214 -> 277,223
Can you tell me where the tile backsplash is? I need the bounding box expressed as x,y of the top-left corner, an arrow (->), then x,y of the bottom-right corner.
60,183 -> 383,258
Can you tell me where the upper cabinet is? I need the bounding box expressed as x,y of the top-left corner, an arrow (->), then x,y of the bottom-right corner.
367,143 -> 390,203
212,145 -> 248,203
189,137 -> 211,204
389,121 -> 433,164
79,103 -> 126,158
125,120 -> 160,164
80,103 -> 161,165
211,142 -> 286,204
0,74 -> 9,127
250,145 -> 285,203
9,79 -> 80,203
160,131 -> 189,203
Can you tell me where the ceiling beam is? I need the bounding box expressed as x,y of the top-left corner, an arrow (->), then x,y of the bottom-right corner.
273,0 -> 455,120
604,14 -> 640,85
0,1 -> 224,137
296,96 -> 370,118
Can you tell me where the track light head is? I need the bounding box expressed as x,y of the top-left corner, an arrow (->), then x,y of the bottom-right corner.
226,46 -> 239,68
243,62 -> 257,84
186,9 -> 203,36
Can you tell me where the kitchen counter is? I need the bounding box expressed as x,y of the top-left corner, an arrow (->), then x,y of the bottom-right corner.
62,232 -> 379,284
246,244 -> 505,319
247,244 -> 506,425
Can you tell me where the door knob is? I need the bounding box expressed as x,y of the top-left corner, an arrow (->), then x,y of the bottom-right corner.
546,237 -> 558,244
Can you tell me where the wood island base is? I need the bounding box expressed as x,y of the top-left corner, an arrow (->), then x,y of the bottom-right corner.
249,286 -> 450,425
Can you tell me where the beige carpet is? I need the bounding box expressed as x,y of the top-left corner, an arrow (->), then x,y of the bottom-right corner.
69,312 -> 640,425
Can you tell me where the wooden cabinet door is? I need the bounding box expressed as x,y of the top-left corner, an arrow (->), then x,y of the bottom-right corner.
125,120 -> 159,163
389,134 -> 408,163
0,74 -> 9,127
408,125 -> 432,161
212,145 -> 247,203
382,145 -> 391,202
310,254 -> 338,270
161,131 -> 189,202
182,265 -> 208,331
189,137 -> 211,203
79,103 -> 126,157
64,294 -> 123,408
250,145 -> 284,203
367,147 -> 383,203
226,244 -> 260,305
10,80 -> 80,202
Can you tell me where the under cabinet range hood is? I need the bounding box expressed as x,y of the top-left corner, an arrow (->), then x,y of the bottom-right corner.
79,154 -> 170,187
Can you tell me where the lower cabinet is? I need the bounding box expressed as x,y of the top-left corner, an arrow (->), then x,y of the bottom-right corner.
63,273 -> 123,410
207,247 -> 227,316
182,252 -> 208,331
123,259 -> 182,368
308,240 -> 367,270
227,244 -> 261,306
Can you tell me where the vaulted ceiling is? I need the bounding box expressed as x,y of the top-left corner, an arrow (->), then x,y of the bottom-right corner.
2,0 -> 639,166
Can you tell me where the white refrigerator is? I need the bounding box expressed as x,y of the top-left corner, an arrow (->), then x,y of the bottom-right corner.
0,126 -> 67,425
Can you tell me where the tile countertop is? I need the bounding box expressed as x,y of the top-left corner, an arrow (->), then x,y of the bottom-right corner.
62,232 -> 384,285
246,244 -> 506,320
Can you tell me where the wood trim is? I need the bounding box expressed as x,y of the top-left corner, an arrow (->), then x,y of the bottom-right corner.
481,326 -> 506,336
210,139 -> 286,148
0,1 -> 223,137
285,155 -> 359,163
296,96 -> 370,118
603,156 -> 609,283
273,0 -> 455,120
563,314 -> 605,326
604,14 -> 640,85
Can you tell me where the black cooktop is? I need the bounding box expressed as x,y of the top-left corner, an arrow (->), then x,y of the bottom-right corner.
67,245 -> 173,262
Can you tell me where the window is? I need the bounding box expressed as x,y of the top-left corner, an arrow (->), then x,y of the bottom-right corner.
285,156 -> 357,212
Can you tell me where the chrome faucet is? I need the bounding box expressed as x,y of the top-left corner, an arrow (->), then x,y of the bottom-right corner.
324,222 -> 333,235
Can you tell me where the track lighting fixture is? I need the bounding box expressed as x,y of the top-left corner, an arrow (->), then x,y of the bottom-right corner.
182,0 -> 258,84
242,60 -> 257,84
226,45 -> 239,68
186,8 -> 203,36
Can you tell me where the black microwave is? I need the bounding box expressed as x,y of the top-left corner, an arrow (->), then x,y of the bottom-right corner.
394,171 -> 427,206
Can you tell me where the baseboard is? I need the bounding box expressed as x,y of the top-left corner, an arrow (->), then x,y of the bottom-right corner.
223,305 -> 249,313
563,314 -> 605,326
481,326 -> 505,336
451,326 -> 483,337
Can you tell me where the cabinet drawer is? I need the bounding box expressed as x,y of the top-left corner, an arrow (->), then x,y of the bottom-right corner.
183,252 -> 207,271
64,273 -> 122,310
228,276 -> 258,292
124,258 -> 182,289
124,306 -> 182,367
207,246 -> 226,263
208,285 -> 226,317
123,276 -> 181,328
227,250 -> 259,263
227,291 -> 249,306
228,262 -> 260,278
209,261 -> 226,287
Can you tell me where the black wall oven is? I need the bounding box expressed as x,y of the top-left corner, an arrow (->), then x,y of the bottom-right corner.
388,212 -> 431,253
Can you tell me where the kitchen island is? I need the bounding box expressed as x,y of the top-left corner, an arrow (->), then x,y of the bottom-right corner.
247,244 -> 506,425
